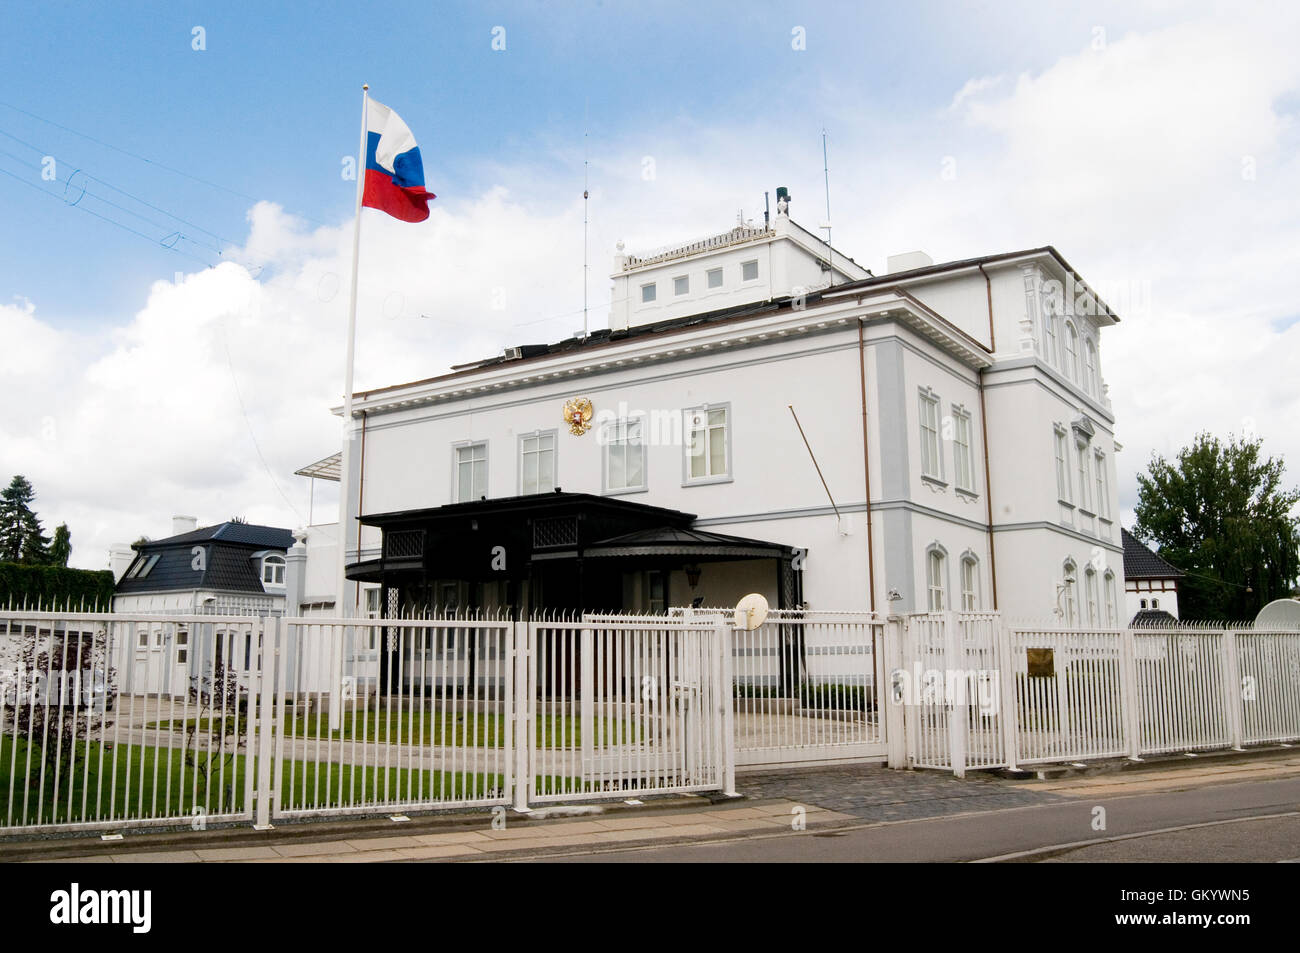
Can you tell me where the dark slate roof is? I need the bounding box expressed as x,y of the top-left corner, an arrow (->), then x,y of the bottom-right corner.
1122,528 -> 1185,580
115,521 -> 292,595
1130,608 -> 1179,627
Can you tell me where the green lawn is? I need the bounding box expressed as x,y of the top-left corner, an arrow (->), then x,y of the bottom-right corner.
0,734 -> 559,828
152,709 -> 639,749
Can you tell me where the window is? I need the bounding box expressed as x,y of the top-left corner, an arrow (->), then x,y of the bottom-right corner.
1063,560 -> 1078,626
1076,444 -> 1091,512
1085,339 -> 1098,396
262,555 -> 285,585
1105,572 -> 1118,626
1054,427 -> 1071,502
952,408 -> 974,492
1085,568 -> 1099,626
684,405 -> 729,482
1064,322 -> 1080,382
1095,451 -> 1108,519
961,556 -> 980,611
919,391 -> 942,480
926,548 -> 946,611
129,553 -> 160,579
646,571 -> 666,613
455,442 -> 488,502
741,259 -> 759,282
1043,301 -> 1059,367
364,587 -> 381,618
641,282 -> 656,303
176,628 -> 188,665
707,268 -> 723,289
1140,598 -> 1148,609
520,431 -> 556,495
604,417 -> 646,493
673,275 -> 689,296
1152,598 -> 1159,609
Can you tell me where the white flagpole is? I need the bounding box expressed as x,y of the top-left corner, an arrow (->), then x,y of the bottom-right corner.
337,84 -> 369,623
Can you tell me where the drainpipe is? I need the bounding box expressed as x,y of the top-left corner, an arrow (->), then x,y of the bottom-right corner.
858,319 -> 877,612
976,265 -> 1000,610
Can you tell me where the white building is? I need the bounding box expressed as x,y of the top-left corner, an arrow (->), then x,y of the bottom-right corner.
318,192 -> 1126,624
1122,527 -> 1183,622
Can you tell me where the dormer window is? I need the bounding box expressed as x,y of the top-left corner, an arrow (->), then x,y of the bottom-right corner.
261,554 -> 286,586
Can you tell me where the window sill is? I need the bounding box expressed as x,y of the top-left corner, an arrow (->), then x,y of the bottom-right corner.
1058,499 -> 1074,509
921,474 -> 948,491
954,486 -> 979,501
602,486 -> 648,498
682,475 -> 734,488
1078,507 -> 1097,519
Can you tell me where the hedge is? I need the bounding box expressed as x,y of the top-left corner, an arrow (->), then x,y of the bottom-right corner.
0,562 -> 116,610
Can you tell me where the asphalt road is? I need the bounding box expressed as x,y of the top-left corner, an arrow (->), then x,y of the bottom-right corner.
527,775 -> 1300,862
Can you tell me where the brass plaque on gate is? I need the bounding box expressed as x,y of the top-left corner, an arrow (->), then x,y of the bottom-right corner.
1026,648 -> 1055,678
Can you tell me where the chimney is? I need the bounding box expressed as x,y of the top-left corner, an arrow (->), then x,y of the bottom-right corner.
886,251 -> 934,274
172,515 -> 198,537
109,544 -> 135,582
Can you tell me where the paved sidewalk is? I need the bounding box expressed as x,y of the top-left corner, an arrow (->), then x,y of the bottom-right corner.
1014,751 -> 1300,798
21,799 -> 855,863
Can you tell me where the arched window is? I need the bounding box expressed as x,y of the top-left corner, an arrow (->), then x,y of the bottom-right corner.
1084,339 -> 1098,396
1043,305 -> 1059,367
926,547 -> 947,612
960,554 -> 980,611
1064,322 -> 1080,382
1104,572 -> 1118,626
1085,567 -> 1099,626
1062,559 -> 1079,626
262,554 -> 286,586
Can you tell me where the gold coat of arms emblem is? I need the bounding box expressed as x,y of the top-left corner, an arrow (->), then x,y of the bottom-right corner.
563,396 -> 594,435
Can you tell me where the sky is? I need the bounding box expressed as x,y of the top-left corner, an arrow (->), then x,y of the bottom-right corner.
1,0 -> 1298,570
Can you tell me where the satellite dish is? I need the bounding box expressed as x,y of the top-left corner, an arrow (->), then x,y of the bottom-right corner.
734,593 -> 770,631
1255,598 -> 1300,629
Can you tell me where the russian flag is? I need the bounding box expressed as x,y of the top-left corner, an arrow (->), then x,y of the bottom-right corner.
363,99 -> 434,223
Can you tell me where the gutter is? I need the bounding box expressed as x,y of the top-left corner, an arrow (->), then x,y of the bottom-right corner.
976,265 -> 1000,610
858,319 -> 877,612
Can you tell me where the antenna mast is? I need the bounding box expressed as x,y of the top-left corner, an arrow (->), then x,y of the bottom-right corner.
822,128 -> 834,285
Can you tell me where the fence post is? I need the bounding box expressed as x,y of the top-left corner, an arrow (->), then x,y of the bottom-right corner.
1222,628 -> 1245,751
995,615 -> 1019,770
943,610 -> 967,778
1118,626 -> 1142,761
716,623 -> 737,797
884,616 -> 908,769
254,616 -> 277,829
512,620 -> 531,812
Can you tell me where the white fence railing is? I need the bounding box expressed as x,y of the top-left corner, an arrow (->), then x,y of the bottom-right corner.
899,612 -> 1300,775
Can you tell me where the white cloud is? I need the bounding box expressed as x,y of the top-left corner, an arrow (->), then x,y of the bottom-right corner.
5,9 -> 1300,570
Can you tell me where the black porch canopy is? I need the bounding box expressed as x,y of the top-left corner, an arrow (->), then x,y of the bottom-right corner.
345,491 -> 801,613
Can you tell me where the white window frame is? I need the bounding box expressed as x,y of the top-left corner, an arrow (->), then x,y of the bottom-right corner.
706,267 -> 723,289
919,389 -> 943,482
960,554 -> 980,611
741,259 -> 759,282
952,406 -> 975,493
926,545 -> 948,612
602,415 -> 647,495
1105,572 -> 1118,626
673,275 -> 689,296
452,440 -> 489,503
1076,443 -> 1092,513
1084,338 -> 1098,396
518,429 -> 558,495
1095,450 -> 1109,519
1043,300 -> 1060,367
1064,321 -> 1080,382
261,554 -> 286,586
682,403 -> 732,485
1054,426 -> 1072,504
1063,559 -> 1079,626
640,282 -> 657,303
1085,567 -> 1099,626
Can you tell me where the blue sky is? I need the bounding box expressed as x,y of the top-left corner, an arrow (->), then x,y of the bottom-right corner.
2,1 -> 1299,568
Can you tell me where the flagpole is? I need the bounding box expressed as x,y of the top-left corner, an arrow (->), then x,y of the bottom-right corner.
337,84 -> 369,624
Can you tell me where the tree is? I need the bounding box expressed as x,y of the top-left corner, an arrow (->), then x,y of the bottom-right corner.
1134,433 -> 1300,621
47,523 -> 71,567
0,475 -> 49,564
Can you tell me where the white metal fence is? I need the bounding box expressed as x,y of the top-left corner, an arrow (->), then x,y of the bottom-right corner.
0,609 -> 739,834
898,612 -> 1300,775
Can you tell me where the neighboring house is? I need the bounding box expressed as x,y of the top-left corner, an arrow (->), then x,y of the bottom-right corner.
111,516 -> 293,695
318,194 -> 1126,621
1122,527 -> 1184,622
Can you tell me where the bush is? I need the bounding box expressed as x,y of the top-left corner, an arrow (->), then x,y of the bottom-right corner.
0,562 -> 115,610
